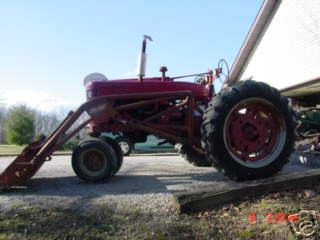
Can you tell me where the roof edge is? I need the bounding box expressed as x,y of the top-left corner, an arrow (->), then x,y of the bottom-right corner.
281,77 -> 320,97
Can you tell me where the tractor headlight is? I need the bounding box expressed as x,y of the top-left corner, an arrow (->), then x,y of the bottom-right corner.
86,90 -> 94,99
83,72 -> 108,86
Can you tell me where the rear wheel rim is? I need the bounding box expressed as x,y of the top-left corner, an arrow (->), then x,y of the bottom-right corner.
223,98 -> 286,168
79,148 -> 107,176
118,141 -> 130,155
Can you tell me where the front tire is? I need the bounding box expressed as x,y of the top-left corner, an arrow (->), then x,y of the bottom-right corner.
100,137 -> 123,175
72,139 -> 118,182
201,80 -> 295,181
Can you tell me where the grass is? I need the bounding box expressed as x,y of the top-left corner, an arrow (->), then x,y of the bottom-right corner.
0,144 -> 71,156
1,186 -> 320,239
0,144 -> 24,155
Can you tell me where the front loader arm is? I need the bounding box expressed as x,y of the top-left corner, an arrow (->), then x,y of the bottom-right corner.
0,91 -> 197,189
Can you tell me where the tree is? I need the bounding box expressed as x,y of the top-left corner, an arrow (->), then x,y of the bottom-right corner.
0,106 -> 7,144
35,112 -> 60,136
6,105 -> 35,145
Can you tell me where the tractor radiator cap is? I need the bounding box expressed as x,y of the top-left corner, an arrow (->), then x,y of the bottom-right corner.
83,73 -> 108,86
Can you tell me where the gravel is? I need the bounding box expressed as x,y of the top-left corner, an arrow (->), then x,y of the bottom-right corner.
0,152 -> 317,214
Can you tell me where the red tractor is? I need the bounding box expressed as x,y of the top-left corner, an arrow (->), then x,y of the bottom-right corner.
0,36 -> 295,189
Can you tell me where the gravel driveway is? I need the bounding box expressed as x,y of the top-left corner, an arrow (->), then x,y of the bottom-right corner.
0,153 -> 316,214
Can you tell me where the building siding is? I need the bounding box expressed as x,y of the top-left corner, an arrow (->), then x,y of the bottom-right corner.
240,0 -> 320,91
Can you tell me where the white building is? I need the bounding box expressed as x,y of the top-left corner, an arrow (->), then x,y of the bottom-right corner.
229,0 -> 320,103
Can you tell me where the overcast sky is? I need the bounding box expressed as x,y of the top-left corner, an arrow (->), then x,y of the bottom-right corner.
0,1 -> 263,112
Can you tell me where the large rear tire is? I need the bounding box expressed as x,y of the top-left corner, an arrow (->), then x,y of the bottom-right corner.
179,145 -> 211,167
72,139 -> 118,182
201,80 -> 295,181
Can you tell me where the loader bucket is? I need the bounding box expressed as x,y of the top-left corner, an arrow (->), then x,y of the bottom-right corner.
0,139 -> 46,189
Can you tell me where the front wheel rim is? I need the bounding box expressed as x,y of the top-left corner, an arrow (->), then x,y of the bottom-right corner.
79,148 -> 107,176
223,98 -> 287,168
118,141 -> 130,155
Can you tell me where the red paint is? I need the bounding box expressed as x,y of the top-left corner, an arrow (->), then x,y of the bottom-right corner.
86,77 -> 209,101
225,102 -> 280,162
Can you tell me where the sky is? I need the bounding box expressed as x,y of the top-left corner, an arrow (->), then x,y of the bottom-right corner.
0,0 -> 263,112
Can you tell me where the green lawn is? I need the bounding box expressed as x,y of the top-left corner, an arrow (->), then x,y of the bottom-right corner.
0,144 -> 71,156
0,144 -> 24,155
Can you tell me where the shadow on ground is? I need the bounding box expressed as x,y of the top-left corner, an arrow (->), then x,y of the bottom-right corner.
1,170 -> 228,198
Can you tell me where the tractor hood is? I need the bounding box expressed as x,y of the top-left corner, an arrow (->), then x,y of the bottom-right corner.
85,77 -> 209,101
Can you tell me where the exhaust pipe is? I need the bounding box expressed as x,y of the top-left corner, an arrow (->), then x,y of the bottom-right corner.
137,35 -> 152,81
